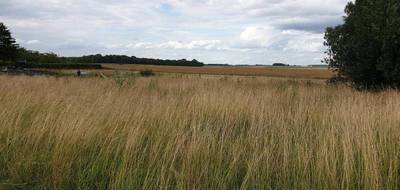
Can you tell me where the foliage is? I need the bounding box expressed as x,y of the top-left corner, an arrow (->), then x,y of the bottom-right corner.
140,69 -> 155,77
0,23 -> 19,62
68,54 -> 204,67
17,50 -> 205,67
272,63 -> 289,67
324,0 -> 400,89
18,48 -> 63,63
0,60 -> 12,67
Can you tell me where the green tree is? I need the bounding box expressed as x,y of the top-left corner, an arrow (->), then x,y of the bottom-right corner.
324,0 -> 400,89
0,23 -> 19,62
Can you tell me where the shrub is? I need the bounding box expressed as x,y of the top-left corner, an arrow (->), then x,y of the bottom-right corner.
272,63 -> 289,67
140,69 -> 155,77
0,61 -> 9,67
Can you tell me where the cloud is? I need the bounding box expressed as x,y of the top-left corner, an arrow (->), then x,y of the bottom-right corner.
282,30 -> 324,52
0,0 -> 350,65
26,40 -> 40,44
157,40 -> 227,50
238,26 -> 279,49
123,40 -> 229,51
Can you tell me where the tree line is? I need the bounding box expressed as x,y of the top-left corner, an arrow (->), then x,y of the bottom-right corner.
1,22 -> 204,67
17,48 -> 204,67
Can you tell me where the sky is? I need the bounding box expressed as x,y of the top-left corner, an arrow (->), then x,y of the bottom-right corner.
0,0 -> 350,65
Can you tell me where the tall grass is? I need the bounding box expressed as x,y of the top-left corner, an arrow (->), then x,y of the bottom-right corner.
0,75 -> 399,189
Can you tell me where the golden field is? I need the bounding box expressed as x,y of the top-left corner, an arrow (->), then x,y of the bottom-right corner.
101,64 -> 335,79
0,73 -> 399,189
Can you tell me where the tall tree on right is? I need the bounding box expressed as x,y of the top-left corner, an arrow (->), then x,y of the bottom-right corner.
0,23 -> 19,62
324,0 -> 400,89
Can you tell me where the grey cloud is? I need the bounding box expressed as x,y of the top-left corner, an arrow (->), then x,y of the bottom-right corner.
278,17 -> 343,33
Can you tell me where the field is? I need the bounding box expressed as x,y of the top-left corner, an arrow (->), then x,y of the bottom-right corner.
102,64 -> 335,79
0,70 -> 399,189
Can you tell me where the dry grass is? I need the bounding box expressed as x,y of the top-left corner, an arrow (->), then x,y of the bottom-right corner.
0,74 -> 399,189
102,64 -> 335,79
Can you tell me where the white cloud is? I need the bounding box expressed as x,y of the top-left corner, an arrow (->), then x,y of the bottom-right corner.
239,26 -> 279,48
126,42 -> 153,49
124,40 -> 229,51
158,40 -> 227,50
26,40 -> 40,44
282,30 -> 324,52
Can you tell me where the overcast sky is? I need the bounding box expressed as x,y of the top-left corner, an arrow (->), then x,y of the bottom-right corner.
0,0 -> 349,65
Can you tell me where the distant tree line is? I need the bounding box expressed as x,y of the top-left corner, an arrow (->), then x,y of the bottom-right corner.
1,22 -> 204,67
272,63 -> 289,67
206,63 -> 231,66
17,49 -> 204,67
17,48 -> 61,64
66,54 -> 204,66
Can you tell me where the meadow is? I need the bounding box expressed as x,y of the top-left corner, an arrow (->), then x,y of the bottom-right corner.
0,72 -> 399,189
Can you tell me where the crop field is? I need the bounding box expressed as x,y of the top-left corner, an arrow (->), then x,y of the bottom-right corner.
0,73 -> 399,189
102,64 -> 335,79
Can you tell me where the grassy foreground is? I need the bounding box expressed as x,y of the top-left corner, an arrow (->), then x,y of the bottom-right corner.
0,75 -> 399,189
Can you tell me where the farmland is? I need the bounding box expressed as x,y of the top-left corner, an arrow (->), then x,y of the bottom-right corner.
102,64 -> 335,79
0,71 -> 399,189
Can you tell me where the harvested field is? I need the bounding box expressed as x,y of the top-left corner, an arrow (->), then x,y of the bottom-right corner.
102,64 -> 335,79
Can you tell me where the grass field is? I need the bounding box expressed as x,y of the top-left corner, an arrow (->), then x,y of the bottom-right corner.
0,73 -> 399,189
102,64 -> 335,79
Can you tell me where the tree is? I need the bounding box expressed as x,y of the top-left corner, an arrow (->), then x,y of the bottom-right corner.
324,0 -> 400,89
0,23 -> 19,62
272,63 -> 289,67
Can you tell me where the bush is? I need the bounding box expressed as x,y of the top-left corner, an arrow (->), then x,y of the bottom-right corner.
272,63 -> 289,67
140,70 -> 155,77
324,0 -> 400,90
0,61 -> 9,67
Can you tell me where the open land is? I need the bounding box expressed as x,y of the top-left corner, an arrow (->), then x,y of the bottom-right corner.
0,66 -> 399,189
